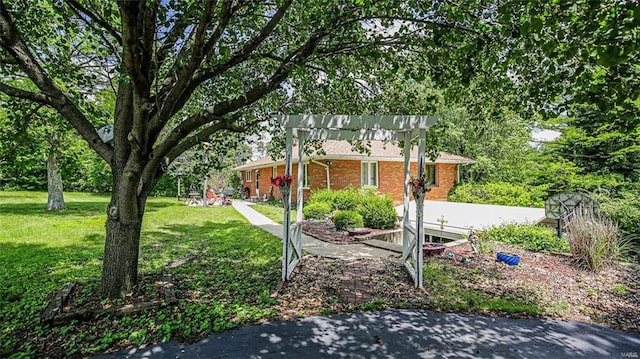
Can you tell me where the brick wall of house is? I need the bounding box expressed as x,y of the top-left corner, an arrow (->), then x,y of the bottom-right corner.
376,162 -> 456,204
241,162 -> 327,202
326,160 -> 362,191
241,160 -> 459,205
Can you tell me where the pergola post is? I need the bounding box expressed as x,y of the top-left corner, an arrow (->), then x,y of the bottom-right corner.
282,128 -> 293,281
297,131 -> 306,229
402,131 -> 411,256
415,129 -> 427,288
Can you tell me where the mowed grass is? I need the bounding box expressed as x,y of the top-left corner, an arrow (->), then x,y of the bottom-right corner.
250,203 -> 285,224
0,191 -> 282,358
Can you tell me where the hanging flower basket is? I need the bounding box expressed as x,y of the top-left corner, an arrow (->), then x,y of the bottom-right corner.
409,175 -> 432,200
271,175 -> 293,205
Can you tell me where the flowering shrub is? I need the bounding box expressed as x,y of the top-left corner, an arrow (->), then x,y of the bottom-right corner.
271,174 -> 293,187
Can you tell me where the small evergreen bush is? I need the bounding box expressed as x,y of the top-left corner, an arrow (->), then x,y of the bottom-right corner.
303,202 -> 332,220
482,223 -> 568,252
334,210 -> 364,230
357,195 -> 398,229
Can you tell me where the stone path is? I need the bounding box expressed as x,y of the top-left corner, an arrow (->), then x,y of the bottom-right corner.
232,201 -> 396,306
339,260 -> 373,305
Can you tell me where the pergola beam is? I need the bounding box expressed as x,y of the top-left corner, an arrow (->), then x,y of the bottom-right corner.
279,115 -> 437,131
298,128 -> 415,142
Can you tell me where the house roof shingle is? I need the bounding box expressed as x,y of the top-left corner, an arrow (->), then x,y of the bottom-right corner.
233,140 -> 475,171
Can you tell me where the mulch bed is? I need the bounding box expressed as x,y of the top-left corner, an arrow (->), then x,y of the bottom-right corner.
302,219 -> 391,244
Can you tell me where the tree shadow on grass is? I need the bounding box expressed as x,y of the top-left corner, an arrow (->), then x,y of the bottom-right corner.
0,200 -> 174,217
139,220 -> 283,298
0,240 -> 103,314
2,219 -> 282,356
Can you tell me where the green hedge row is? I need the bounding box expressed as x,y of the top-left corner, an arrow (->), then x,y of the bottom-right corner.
304,187 -> 398,230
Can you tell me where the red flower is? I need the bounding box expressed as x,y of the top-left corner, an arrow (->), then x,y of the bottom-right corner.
271,175 -> 293,187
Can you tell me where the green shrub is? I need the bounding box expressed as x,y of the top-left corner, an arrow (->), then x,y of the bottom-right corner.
592,190 -> 640,237
482,223 -> 569,252
333,187 -> 364,211
333,210 -> 363,230
310,187 -> 364,211
308,189 -> 337,205
357,195 -> 398,229
565,208 -> 631,272
359,185 -> 379,197
303,202 -> 332,219
449,182 -> 544,208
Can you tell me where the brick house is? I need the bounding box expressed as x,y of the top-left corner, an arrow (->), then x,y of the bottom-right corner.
233,140 -> 475,205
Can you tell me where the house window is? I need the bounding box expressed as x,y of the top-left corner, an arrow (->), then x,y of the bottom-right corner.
272,166 -> 277,178
303,163 -> 310,188
361,161 -> 378,187
426,164 -> 437,185
245,170 -> 252,182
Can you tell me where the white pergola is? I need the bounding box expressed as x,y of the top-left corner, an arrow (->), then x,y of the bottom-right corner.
278,115 -> 438,288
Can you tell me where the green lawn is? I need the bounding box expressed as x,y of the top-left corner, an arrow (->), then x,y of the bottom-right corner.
250,203 -> 286,224
0,191 -> 282,358
3,191 -> 617,357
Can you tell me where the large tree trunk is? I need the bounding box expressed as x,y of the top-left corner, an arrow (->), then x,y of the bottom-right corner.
100,146 -> 150,298
101,215 -> 142,298
46,152 -> 66,210
100,82 -> 150,298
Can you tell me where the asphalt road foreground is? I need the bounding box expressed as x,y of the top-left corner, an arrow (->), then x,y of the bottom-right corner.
97,309 -> 640,358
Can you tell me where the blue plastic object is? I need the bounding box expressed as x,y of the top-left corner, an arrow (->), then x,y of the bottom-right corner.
496,252 -> 520,266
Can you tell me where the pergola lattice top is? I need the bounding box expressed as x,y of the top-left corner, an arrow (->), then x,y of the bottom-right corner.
280,115 -> 438,141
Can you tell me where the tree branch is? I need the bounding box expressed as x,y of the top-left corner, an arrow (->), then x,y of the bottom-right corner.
67,0 -> 122,45
0,1 -> 113,163
151,27 -> 328,166
141,0 -> 160,87
0,82 -> 52,105
148,0 -> 291,143
201,0 -> 293,79
148,1 -> 233,141
118,1 -> 149,95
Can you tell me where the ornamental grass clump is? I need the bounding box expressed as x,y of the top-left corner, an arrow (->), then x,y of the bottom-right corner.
565,207 -> 629,272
